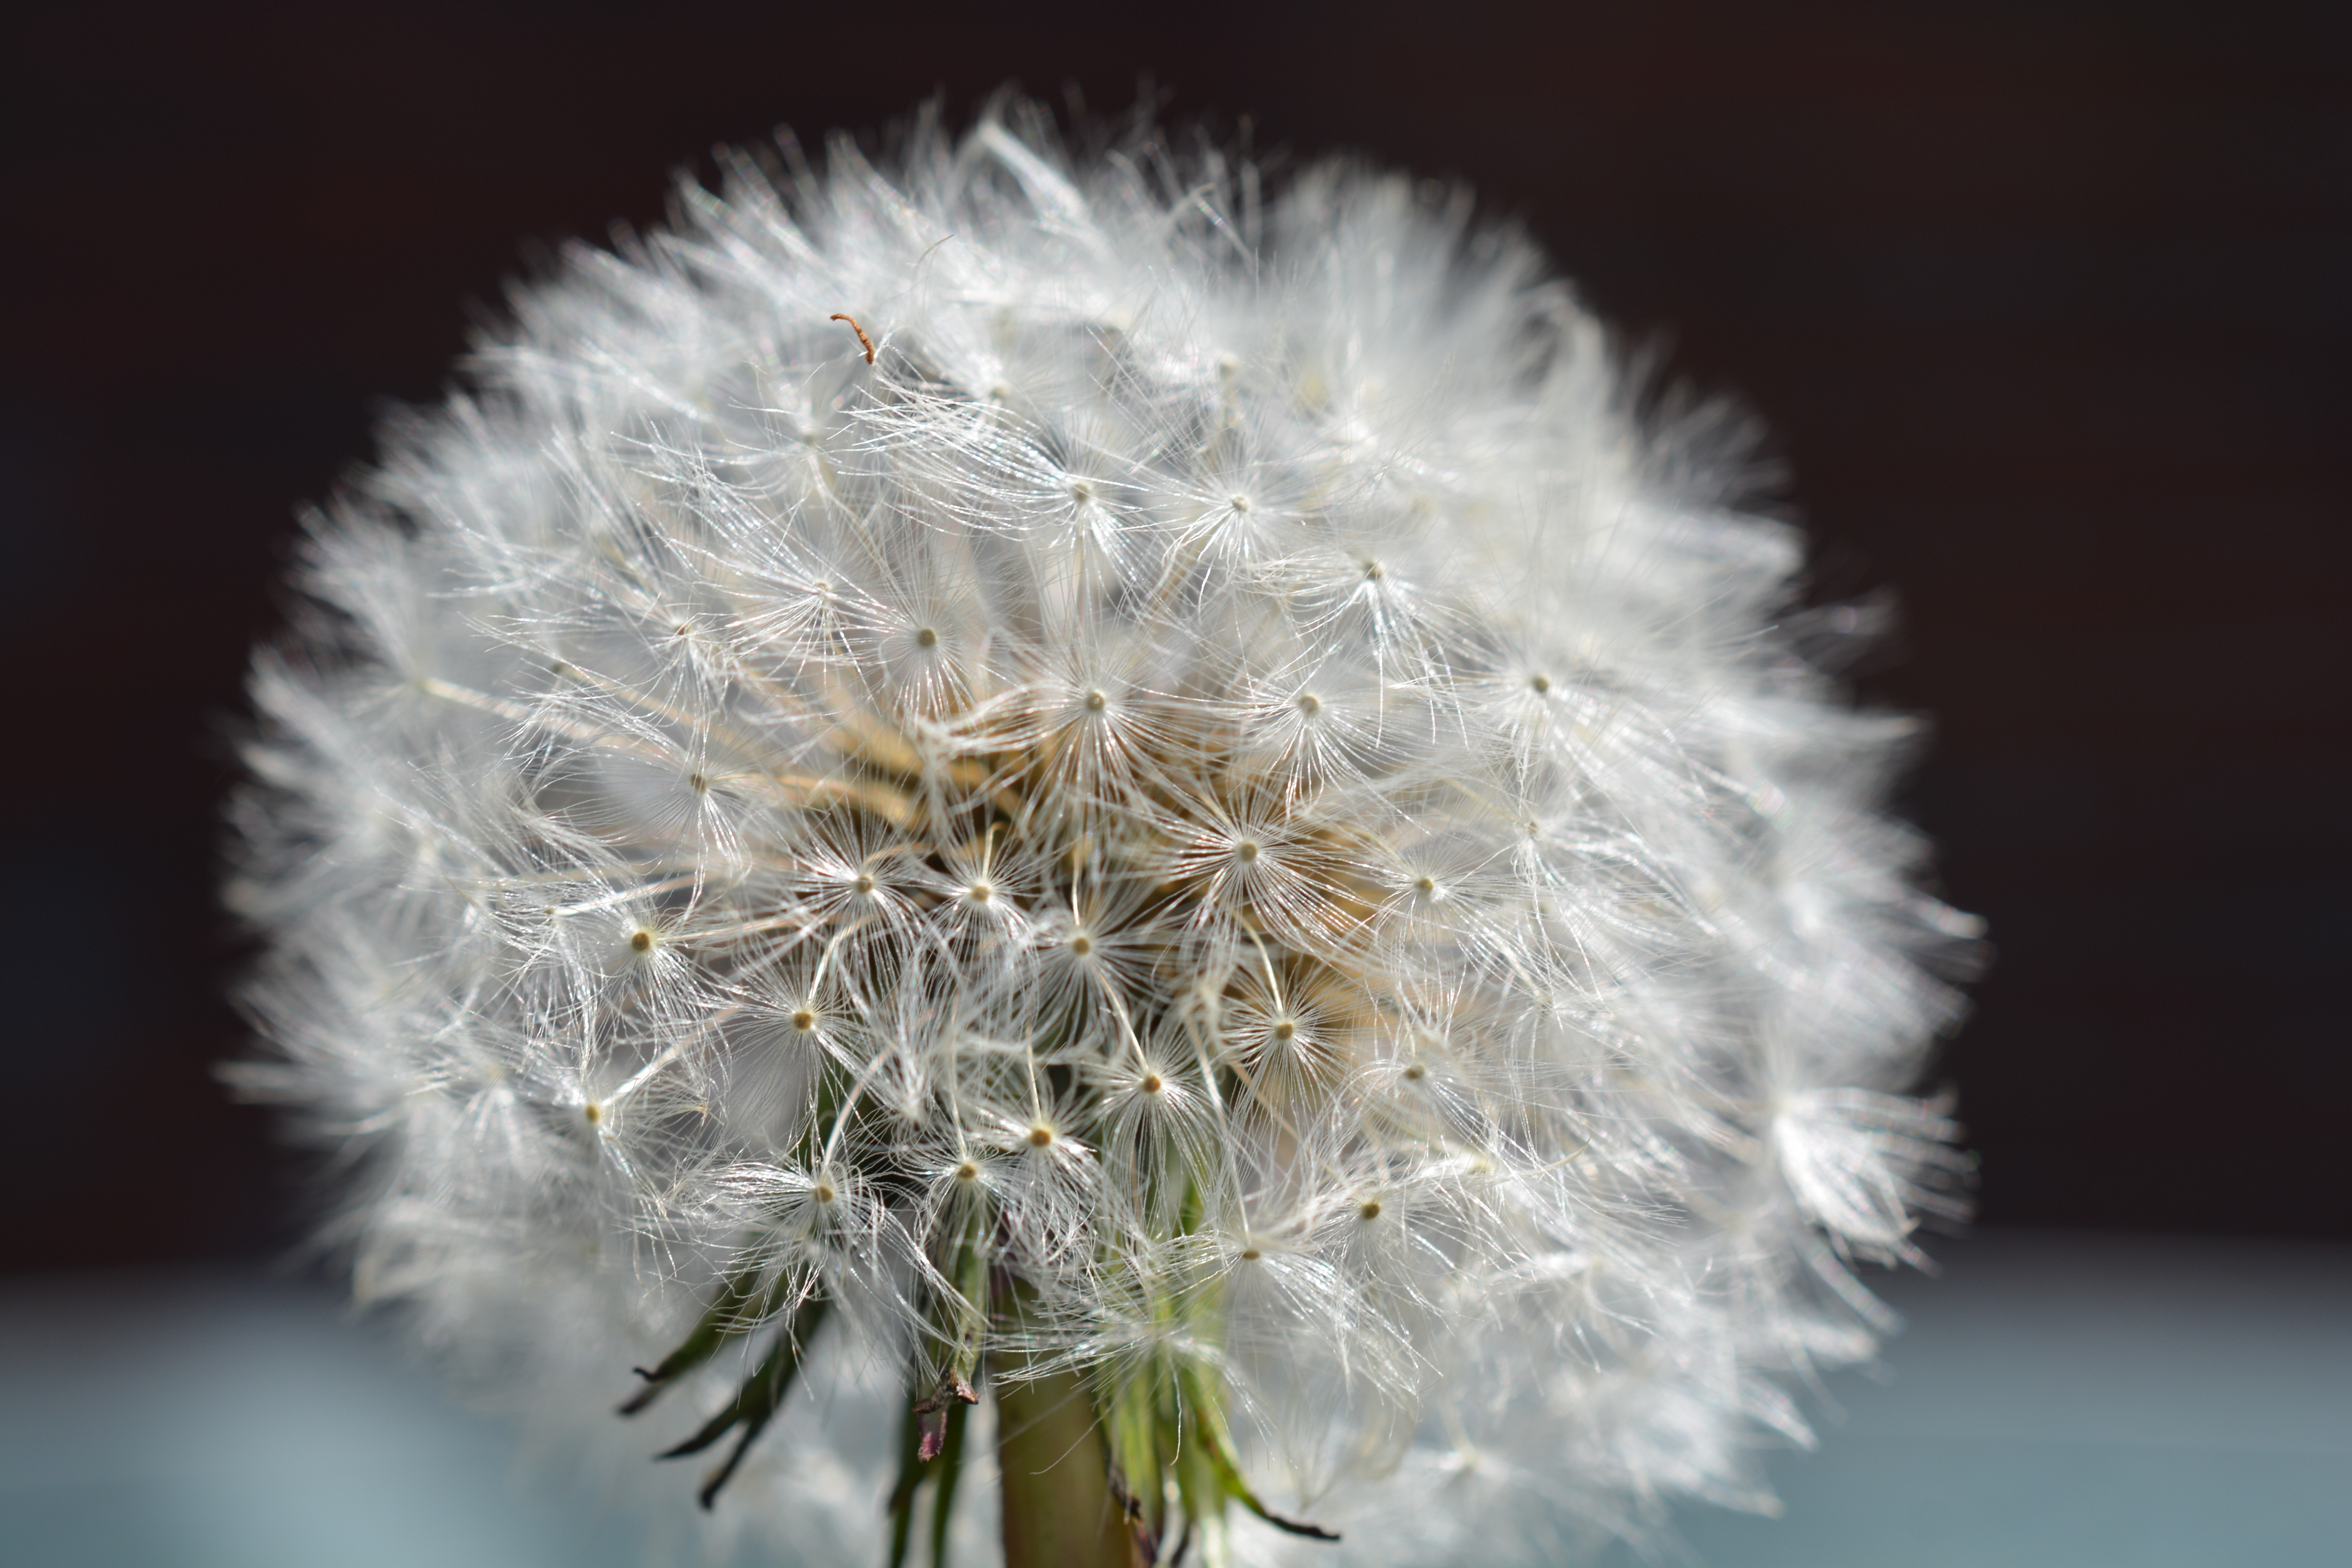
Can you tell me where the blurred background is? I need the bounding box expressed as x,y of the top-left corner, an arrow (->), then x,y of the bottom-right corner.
2,2 -> 2346,1564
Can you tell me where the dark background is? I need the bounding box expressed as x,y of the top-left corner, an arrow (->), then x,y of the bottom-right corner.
4,1 -> 2345,1272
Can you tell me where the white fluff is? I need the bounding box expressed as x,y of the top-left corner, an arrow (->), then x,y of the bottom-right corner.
230,96 -> 1977,1566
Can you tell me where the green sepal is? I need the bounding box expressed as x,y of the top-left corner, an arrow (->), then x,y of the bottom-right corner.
886,1375 -> 927,1568
1167,1362 -> 1223,1555
624,1063 -> 853,1419
887,1358 -> 980,1568
1101,1363 -> 1165,1560
941,1208 -> 990,1394
656,1294 -> 831,1510
927,1377 -> 975,1568
887,1202 -> 992,1568
1178,1359 -> 1340,1543
620,1260 -> 797,1415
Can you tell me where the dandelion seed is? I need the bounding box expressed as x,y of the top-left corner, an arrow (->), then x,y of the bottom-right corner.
230,93 -> 1975,1568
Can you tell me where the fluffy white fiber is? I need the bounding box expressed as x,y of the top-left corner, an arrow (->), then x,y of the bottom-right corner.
230,96 -> 1978,1565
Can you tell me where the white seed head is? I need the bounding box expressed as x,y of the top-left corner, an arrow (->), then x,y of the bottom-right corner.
229,97 -> 1975,1564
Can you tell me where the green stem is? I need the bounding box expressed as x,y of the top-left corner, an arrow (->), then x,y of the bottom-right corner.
995,1367 -> 1138,1568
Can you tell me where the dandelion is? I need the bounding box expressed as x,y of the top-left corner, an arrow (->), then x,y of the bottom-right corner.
229,94 -> 1978,1567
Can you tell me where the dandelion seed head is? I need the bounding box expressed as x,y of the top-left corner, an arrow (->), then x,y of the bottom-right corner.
230,93 -> 1976,1565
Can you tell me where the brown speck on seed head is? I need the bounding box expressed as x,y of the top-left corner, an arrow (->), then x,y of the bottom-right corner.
1028,1126 -> 1054,1148
1529,672 -> 1552,695
1234,839 -> 1260,863
1141,1073 -> 1163,1094
968,882 -> 993,903
852,873 -> 875,895
1416,875 -> 1438,895
1083,689 -> 1108,712
1359,1199 -> 1382,1220
792,1009 -> 817,1033
829,312 -> 876,364
1403,1063 -> 1426,1081
630,930 -> 653,953
915,626 -> 939,650
1068,934 -> 1093,957
1296,691 -> 1321,716
1240,1247 -> 1261,1262
689,773 -> 708,793
815,1181 -> 837,1203
583,1102 -> 601,1125
1271,1020 -> 1296,1042
955,1160 -> 980,1181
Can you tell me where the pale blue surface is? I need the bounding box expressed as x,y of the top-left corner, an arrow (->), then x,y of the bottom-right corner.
1620,1231 -> 2352,1568
3,1231 -> 2347,1566
0,1270 -> 652,1568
